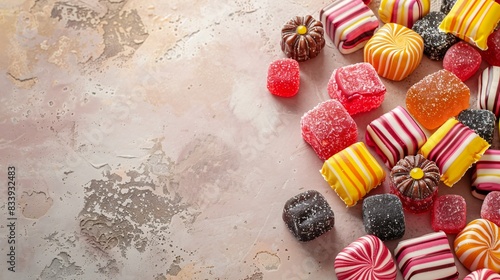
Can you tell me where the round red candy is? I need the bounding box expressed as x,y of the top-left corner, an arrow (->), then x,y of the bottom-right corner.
443,41 -> 482,82
267,58 -> 300,97
481,28 -> 500,67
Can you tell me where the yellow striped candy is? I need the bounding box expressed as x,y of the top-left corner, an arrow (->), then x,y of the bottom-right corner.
378,0 -> 430,28
364,23 -> 423,81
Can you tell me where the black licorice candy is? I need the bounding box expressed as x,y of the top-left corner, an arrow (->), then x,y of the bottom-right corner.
412,11 -> 458,60
363,194 -> 405,241
458,109 -> 496,144
282,190 -> 334,242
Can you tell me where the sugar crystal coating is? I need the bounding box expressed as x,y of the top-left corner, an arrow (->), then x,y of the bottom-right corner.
406,69 -> 470,130
334,235 -> 397,280
362,194 -> 405,241
464,269 -> 500,280
481,28 -> 500,66
455,219 -> 500,272
443,41 -> 482,82
301,100 -> 358,160
281,15 -> 325,62
395,231 -> 459,280
378,0 -> 430,28
472,149 -> 500,200
478,66 -> 500,117
282,190 -> 335,242
440,0 -> 457,14
412,11 -> 458,60
321,142 -> 385,207
431,194 -> 466,234
458,109 -> 496,144
481,191 -> 500,227
267,58 -> 300,97
327,62 -> 386,115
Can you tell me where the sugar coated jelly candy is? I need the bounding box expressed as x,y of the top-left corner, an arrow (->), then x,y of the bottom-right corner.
443,41 -> 482,82
267,58 -> 300,97
362,194 -> 405,241
458,109 -> 496,144
406,69 -> 470,130
431,194 -> 466,234
390,154 -> 440,213
327,62 -> 386,115
481,191 -> 500,227
282,190 -> 335,242
412,11 -> 458,60
440,0 -> 457,14
439,0 -> 500,50
301,99 -> 358,160
478,66 -> 500,117
394,231 -> 459,280
320,0 -> 379,54
455,219 -> 500,272
366,106 -> 427,168
334,235 -> 397,280
472,149 -> 500,200
321,142 -> 385,207
481,28 -> 500,67
420,118 -> 490,187
464,269 -> 500,280
281,15 -> 325,62
364,23 -> 423,81
378,0 -> 430,28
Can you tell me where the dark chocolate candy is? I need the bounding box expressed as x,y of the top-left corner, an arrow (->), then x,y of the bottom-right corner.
363,194 -> 405,241
282,190 -> 334,242
281,15 -> 325,62
458,109 -> 496,144
412,11 -> 458,60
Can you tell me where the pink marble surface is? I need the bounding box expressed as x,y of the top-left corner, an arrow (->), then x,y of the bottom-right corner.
0,0 -> 498,279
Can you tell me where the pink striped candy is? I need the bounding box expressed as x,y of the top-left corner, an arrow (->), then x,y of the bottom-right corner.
464,269 -> 500,280
472,149 -> 500,200
478,66 -> 500,117
378,0 -> 430,28
334,235 -> 397,280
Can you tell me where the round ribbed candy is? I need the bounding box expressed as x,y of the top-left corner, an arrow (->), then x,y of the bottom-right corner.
454,219 -> 500,273
334,235 -> 397,280
281,15 -> 325,62
364,23 -> 423,81
464,269 -> 500,280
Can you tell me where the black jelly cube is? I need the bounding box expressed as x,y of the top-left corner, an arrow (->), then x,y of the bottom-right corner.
458,109 -> 496,144
363,194 -> 405,241
282,190 -> 335,242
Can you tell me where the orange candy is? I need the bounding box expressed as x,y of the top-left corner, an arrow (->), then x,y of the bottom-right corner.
406,69 -> 470,130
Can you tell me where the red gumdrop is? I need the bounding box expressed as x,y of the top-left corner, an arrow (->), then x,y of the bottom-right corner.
431,194 -> 467,234
443,41 -> 482,82
267,58 -> 300,97
481,28 -> 500,67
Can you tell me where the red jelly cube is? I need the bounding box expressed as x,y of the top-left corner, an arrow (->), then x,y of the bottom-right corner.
443,41 -> 482,82
267,58 -> 300,97
301,99 -> 358,160
327,62 -> 386,115
481,191 -> 500,227
481,28 -> 500,67
431,194 -> 467,234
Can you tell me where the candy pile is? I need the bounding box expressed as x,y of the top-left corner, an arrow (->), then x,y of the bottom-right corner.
273,0 -> 500,278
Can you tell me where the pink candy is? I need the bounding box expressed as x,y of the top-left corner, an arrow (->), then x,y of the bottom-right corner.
481,191 -> 500,227
481,28 -> 500,67
431,194 -> 467,234
267,58 -> 300,97
443,41 -> 482,81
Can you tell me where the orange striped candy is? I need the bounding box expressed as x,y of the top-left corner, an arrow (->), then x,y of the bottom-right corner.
364,23 -> 423,81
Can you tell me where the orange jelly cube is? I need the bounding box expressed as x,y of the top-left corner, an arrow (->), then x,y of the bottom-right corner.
406,69 -> 470,130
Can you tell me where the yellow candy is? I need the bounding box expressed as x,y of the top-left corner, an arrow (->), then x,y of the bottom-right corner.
296,25 -> 308,35
410,168 -> 424,180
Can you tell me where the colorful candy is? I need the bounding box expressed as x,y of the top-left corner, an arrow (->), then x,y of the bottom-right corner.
412,11 -> 458,60
390,154 -> 440,213
321,142 -> 385,207
420,118 -> 490,187
267,58 -> 300,97
406,69 -> 470,130
443,41 -> 482,82
320,0 -> 379,54
394,231 -> 459,280
464,269 -> 500,280
364,23 -> 423,81
281,15 -> 325,62
481,191 -> 500,227
362,194 -> 405,241
481,29 -> 500,67
439,0 -> 500,50
458,109 -> 496,144
478,66 -> 500,117
454,219 -> 500,272
431,194 -> 467,234
366,106 -> 427,168
378,0 -> 430,28
327,62 -> 386,115
282,190 -> 335,242
472,149 -> 500,200
334,235 -> 397,280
